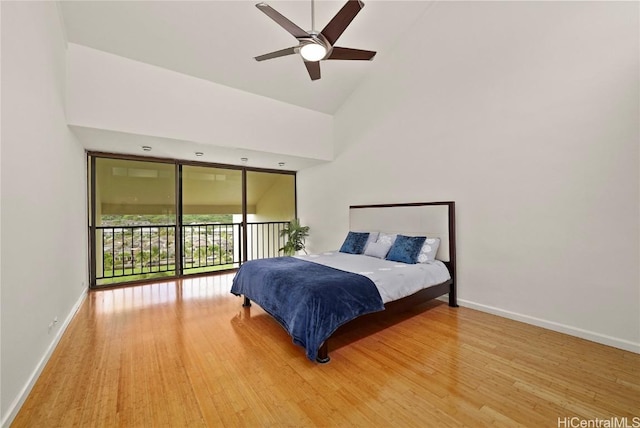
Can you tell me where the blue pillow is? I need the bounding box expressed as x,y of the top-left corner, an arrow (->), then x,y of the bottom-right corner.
339,232 -> 370,254
385,235 -> 426,264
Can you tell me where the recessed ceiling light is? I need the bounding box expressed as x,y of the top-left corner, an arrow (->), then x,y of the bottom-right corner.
241,157 -> 248,163
278,162 -> 285,167
142,146 -> 152,151
195,152 -> 204,157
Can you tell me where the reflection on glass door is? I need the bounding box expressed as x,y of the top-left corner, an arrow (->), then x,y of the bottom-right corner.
246,171 -> 296,260
93,158 -> 176,286
182,165 -> 243,274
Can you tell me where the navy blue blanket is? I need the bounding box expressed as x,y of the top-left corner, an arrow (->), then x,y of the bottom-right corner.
230,257 -> 384,361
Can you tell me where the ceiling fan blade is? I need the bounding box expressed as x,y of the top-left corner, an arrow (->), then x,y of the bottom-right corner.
304,61 -> 321,81
327,47 -> 376,60
256,3 -> 309,39
320,0 -> 364,46
255,46 -> 298,61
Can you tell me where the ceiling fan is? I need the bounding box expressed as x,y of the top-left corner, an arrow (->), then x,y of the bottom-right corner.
254,0 -> 376,81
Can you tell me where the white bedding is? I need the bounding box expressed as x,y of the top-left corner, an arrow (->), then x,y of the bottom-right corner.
295,251 -> 451,304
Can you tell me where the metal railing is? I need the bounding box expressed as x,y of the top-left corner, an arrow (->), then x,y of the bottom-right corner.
246,221 -> 288,260
182,223 -> 241,270
95,221 -> 288,283
96,225 -> 177,281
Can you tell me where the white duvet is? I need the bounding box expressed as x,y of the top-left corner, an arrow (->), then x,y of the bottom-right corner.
295,251 -> 451,304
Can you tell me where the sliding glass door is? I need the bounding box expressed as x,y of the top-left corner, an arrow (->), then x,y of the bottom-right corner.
89,154 -> 296,288
245,171 -> 296,260
181,165 -> 243,274
92,157 -> 177,286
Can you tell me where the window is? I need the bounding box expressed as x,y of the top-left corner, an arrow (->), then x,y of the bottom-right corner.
88,154 -> 296,288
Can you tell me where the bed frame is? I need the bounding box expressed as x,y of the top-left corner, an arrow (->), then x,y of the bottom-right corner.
242,201 -> 457,363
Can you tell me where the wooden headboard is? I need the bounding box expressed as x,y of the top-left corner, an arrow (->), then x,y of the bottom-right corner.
349,202 -> 457,283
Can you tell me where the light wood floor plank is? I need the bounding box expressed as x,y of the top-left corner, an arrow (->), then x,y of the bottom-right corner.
11,275 -> 640,427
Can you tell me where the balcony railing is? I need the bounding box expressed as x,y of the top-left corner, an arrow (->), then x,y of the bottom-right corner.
183,223 -> 241,271
246,221 -> 289,260
96,225 -> 177,281
95,221 -> 289,284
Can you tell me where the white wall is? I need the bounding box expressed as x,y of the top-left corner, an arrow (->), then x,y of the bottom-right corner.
67,43 -> 333,162
298,1 -> 640,351
1,2 -> 88,425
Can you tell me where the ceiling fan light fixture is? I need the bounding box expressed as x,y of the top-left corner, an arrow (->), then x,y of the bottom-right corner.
300,43 -> 327,62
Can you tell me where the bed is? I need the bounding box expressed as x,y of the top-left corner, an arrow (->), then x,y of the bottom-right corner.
230,201 -> 457,363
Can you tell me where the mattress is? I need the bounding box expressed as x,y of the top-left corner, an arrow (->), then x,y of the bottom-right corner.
295,251 -> 451,304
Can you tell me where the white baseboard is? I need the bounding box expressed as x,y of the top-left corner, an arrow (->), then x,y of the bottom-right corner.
452,298 -> 640,354
2,288 -> 88,428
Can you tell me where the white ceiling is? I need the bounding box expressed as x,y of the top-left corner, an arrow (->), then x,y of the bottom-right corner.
59,0 -> 432,115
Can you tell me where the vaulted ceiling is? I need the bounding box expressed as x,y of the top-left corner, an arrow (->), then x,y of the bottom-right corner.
59,1 -> 433,115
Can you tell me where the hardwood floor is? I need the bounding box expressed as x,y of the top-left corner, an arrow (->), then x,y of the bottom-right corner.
13,274 -> 639,427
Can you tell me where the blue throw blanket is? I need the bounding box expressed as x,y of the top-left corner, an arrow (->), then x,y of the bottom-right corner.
231,257 -> 384,361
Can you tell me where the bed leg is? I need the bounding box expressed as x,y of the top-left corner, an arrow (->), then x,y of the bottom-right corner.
448,288 -> 459,308
316,342 -> 330,364
242,296 -> 251,307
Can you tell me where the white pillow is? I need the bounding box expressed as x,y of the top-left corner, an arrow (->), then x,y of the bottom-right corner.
417,237 -> 441,263
364,241 -> 392,259
377,232 -> 397,246
361,231 -> 379,253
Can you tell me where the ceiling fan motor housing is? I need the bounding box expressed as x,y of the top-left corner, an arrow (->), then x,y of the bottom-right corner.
299,32 -> 333,61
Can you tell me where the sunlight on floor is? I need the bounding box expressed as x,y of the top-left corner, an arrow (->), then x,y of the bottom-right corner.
91,273 -> 236,314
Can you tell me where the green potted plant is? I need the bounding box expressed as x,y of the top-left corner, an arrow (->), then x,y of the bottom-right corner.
279,219 -> 310,256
